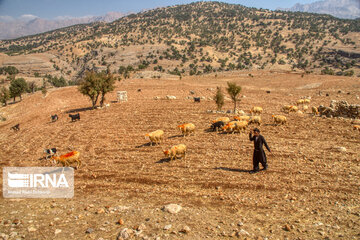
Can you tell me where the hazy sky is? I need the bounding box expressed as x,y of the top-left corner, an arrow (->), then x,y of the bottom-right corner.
0,0 -> 320,20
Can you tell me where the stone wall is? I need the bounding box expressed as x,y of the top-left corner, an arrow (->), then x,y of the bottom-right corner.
318,100 -> 360,119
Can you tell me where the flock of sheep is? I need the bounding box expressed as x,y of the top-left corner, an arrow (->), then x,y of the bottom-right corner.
144,97 -> 320,162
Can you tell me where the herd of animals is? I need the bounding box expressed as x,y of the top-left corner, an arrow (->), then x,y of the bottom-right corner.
7,95 -> 360,169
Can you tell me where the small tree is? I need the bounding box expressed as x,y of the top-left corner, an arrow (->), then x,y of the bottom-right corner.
98,71 -> 115,107
9,78 -> 27,102
214,87 -> 224,111
226,82 -> 242,113
0,87 -> 10,106
78,71 -> 102,109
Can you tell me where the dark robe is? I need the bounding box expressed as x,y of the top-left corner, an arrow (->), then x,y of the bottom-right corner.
249,133 -> 271,171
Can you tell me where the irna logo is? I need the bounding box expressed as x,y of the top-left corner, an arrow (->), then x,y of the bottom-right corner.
8,172 -> 69,188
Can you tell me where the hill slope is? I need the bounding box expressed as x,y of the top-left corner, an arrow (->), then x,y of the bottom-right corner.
0,1 -> 359,84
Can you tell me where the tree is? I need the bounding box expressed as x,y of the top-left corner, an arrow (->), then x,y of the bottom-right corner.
98,71 -> 115,107
27,81 -> 37,93
78,71 -> 116,109
0,87 -> 10,106
78,71 -> 102,109
214,87 -> 224,111
226,82 -> 242,113
9,78 -> 27,102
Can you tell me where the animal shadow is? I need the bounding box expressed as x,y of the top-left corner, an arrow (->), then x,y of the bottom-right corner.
66,107 -> 93,114
215,167 -> 252,173
168,134 -> 184,139
156,158 -> 171,163
135,142 -> 153,148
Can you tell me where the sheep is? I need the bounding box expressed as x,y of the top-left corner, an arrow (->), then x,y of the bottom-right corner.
145,130 -> 164,145
248,116 -> 262,126
52,151 -> 81,169
250,106 -> 263,115
353,125 -> 360,132
272,115 -> 287,125
304,99 -> 311,104
234,115 -> 250,122
282,105 -> 292,113
249,116 -> 261,126
212,117 -> 230,125
222,121 -> 238,133
178,123 -> 195,137
233,120 -> 248,133
163,144 -> 187,161
296,99 -> 305,106
303,105 -> 309,113
312,106 -> 319,116
288,106 -> 298,113
194,97 -> 201,102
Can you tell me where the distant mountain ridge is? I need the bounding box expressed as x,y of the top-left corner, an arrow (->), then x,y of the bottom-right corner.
278,0 -> 360,19
0,12 -> 126,40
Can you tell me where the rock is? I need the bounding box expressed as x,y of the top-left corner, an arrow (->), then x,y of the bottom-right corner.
12,219 -> 21,225
237,110 -> 245,115
206,110 -> 213,114
117,228 -> 133,240
189,90 -> 195,95
162,204 -> 182,214
333,146 -> 347,152
284,224 -> 291,231
55,229 -> 62,235
237,229 -> 250,236
9,232 -> 17,238
166,95 -> 176,100
237,221 -> 244,226
137,223 -> 146,231
163,224 -> 172,230
96,208 -> 105,214
0,233 -> 9,240
118,219 -> 124,225
85,228 -> 94,234
226,110 -> 232,114
27,227 -> 37,232
200,96 -> 206,100
154,96 -> 161,100
179,226 -> 191,234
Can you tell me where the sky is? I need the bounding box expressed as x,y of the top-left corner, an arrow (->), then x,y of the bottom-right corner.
0,0 -> 320,21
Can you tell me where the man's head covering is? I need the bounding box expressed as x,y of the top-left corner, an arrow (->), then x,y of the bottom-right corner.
253,128 -> 260,133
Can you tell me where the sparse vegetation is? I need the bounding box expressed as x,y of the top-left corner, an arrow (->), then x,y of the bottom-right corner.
226,82 -> 242,113
214,87 -> 225,111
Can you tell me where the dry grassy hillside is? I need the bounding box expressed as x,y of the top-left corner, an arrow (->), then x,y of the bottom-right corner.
0,1 -> 359,87
0,72 -> 359,239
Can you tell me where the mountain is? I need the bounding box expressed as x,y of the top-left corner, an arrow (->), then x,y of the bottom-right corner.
279,0 -> 360,19
0,12 -> 126,40
0,1 -> 359,83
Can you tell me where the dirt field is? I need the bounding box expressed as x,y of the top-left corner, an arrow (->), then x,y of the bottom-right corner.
0,71 -> 359,240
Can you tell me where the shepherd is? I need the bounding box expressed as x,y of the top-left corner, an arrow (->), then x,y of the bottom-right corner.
249,128 -> 273,174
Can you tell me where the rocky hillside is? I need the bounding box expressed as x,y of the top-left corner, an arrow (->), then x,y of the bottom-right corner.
280,0 -> 360,20
0,12 -> 126,40
0,1 -> 359,85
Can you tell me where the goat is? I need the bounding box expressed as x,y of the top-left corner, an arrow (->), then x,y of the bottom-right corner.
51,114 -> 58,122
194,97 -> 201,103
211,121 -> 224,132
44,148 -> 57,159
69,113 -> 80,122
10,124 -> 20,131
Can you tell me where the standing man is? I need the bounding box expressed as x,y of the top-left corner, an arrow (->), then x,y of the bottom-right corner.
249,128 -> 272,173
